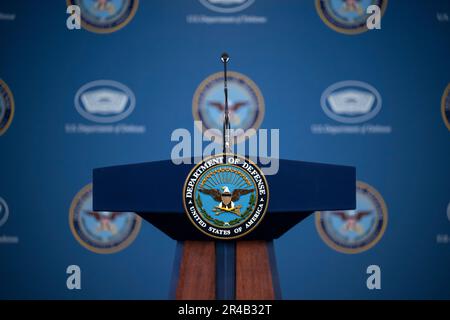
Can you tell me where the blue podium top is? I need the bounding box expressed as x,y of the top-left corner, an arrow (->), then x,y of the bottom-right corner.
93,158 -> 355,240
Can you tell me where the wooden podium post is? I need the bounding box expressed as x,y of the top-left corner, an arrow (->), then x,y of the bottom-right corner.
236,241 -> 277,300
93,158 -> 355,300
175,241 -> 215,300
173,240 -> 279,300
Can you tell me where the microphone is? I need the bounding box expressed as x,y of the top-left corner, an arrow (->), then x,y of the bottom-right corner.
221,52 -> 229,63
221,52 -> 231,154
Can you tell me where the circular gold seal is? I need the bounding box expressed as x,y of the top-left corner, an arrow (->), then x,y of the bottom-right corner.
316,181 -> 388,254
316,0 -> 388,35
69,183 -> 141,254
0,79 -> 15,136
183,154 -> 269,240
66,0 -> 139,34
192,71 -> 265,145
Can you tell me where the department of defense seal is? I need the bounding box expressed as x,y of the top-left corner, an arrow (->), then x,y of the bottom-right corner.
69,183 -> 141,254
183,154 -> 269,240
67,0 -> 139,33
0,79 -> 14,136
193,71 -> 265,144
316,0 -> 388,35
315,181 -> 387,254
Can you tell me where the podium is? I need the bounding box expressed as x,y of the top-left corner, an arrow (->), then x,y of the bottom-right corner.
93,158 -> 355,300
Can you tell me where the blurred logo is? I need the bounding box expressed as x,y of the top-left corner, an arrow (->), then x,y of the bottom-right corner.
199,0 -> 255,13
441,84 -> 450,131
316,0 -> 387,34
321,80 -> 382,124
189,0 -> 265,24
447,202 -> 450,222
67,0 -> 139,33
0,197 -> 9,227
75,80 -> 136,123
0,12 -> 16,21
0,197 -> 19,244
193,71 -> 264,144
69,183 -> 141,254
183,154 -> 269,239
316,181 -> 388,254
0,79 -> 14,136
437,12 -> 449,23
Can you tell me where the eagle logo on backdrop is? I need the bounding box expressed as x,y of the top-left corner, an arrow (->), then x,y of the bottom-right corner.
183,154 -> 269,239
69,183 -> 141,254
193,71 -> 265,144
315,181 -> 388,254
316,0 -> 388,34
441,84 -> 450,132
67,0 -> 139,33
0,79 -> 15,136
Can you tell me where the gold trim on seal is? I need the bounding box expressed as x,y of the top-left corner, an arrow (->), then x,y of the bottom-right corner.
441,84 -> 450,131
0,79 -> 15,136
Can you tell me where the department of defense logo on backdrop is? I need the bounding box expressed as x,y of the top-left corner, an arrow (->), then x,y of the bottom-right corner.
0,196 -> 19,244
66,79 -> 145,134
0,197 -> 9,228
312,80 -> 391,135
69,183 -> 141,254
321,80 -> 382,124
199,0 -> 255,13
67,0 -> 139,33
315,181 -> 388,254
193,71 -> 265,144
316,0 -> 387,34
447,201 -> 450,222
74,80 -> 135,123
183,154 -> 269,239
188,0 -> 266,24
0,79 -> 14,136
441,84 -> 450,131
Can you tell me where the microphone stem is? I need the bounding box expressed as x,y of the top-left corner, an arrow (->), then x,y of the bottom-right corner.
223,58 -> 231,154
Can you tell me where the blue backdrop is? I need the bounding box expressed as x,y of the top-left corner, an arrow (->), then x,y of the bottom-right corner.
0,0 -> 449,299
